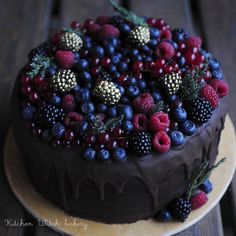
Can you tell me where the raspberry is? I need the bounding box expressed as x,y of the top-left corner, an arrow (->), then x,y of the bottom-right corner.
200,84 -> 219,108
150,112 -> 170,132
209,79 -> 229,97
155,41 -> 175,60
87,23 -> 101,37
152,131 -> 170,153
186,36 -> 202,49
160,29 -> 172,40
62,94 -> 76,111
95,15 -> 110,25
133,113 -> 148,132
55,50 -> 75,69
99,24 -> 120,40
190,190 -> 208,210
132,93 -> 154,114
64,112 -> 83,127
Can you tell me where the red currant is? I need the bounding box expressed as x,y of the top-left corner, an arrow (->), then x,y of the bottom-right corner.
98,133 -> 110,144
64,130 -> 75,141
132,61 -> 144,73
106,140 -> 118,151
119,139 -> 129,149
70,21 -> 80,29
85,133 -> 96,145
29,91 -> 40,103
101,57 -> 111,67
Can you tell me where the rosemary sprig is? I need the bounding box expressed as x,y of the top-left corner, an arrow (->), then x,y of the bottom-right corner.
152,100 -> 165,113
62,27 -> 84,37
186,157 -> 226,200
27,55 -> 55,78
109,0 -> 148,27
90,115 -> 124,134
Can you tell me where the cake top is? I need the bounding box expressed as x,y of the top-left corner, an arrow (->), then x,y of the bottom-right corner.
20,0 -> 228,162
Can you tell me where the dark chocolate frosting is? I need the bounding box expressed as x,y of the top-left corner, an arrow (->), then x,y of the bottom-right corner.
11,76 -> 228,223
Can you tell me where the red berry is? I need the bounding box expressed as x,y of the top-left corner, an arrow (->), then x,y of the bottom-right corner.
152,131 -> 171,153
190,190 -> 208,210
64,112 -> 83,127
118,74 -> 128,85
155,58 -> 166,69
111,127 -> 123,137
98,133 -> 110,144
82,19 -> 94,30
85,133 -> 96,145
132,61 -> 144,73
154,19 -> 165,29
155,41 -> 175,60
150,112 -> 170,132
95,15 -> 110,25
22,85 -> 32,95
55,50 -> 75,69
144,61 -> 155,71
31,127 -> 42,137
209,79 -> 229,97
106,139 -> 118,151
34,75 -> 48,90
147,18 -> 156,27
186,36 -> 202,49
101,57 -> 111,67
132,93 -> 155,114
185,51 -> 196,65
64,130 -> 75,141
21,75 -> 31,85
87,23 -> 101,37
133,114 -> 148,132
99,24 -> 120,40
29,91 -> 40,103
91,67 -> 100,77
70,21 -> 80,29
62,94 -> 76,111
90,57 -> 100,66
200,84 -> 219,108
119,139 -> 129,149
160,29 -> 172,40
178,42 -> 186,52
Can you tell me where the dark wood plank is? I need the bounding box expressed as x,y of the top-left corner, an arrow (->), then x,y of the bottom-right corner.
197,0 -> 236,234
176,205 -> 224,236
130,0 -> 195,34
0,0 -> 53,235
59,0 -> 114,27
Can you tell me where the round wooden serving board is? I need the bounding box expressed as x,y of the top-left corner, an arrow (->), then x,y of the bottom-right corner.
4,116 -> 236,236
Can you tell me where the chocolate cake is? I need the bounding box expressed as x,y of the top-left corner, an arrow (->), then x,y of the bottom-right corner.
11,1 -> 229,224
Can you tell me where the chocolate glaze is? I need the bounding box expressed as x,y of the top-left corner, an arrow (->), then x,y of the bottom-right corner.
11,76 -> 228,224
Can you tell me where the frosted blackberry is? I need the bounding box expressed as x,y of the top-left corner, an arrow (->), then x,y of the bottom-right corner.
60,32 -> 83,52
35,102 -> 65,127
131,132 -> 152,156
160,72 -> 182,95
128,26 -> 150,47
186,98 -> 213,125
171,197 -> 191,221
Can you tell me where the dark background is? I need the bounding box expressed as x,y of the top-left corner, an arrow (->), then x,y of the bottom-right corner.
0,0 -> 235,235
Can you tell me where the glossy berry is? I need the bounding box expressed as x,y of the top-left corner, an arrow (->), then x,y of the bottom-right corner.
51,95 -> 62,106
22,105 -> 35,120
158,209 -> 172,222
152,131 -> 171,153
118,105 -> 134,120
126,86 -> 140,98
106,140 -> 118,151
150,112 -> 170,132
209,79 -> 229,97
75,88 -> 90,102
113,148 -> 127,161
170,131 -> 185,146
132,93 -> 154,114
51,123 -> 66,139
133,113 -> 148,132
83,147 -> 96,161
131,132 -> 152,156
181,120 -> 196,136
97,149 -> 111,161
155,41 -> 175,60
190,190 -> 208,210
75,59 -> 89,70
200,179 -> 213,194
200,84 -> 219,108
171,197 -> 191,221
122,120 -> 134,132
173,107 -> 187,123
81,102 -> 95,114
98,133 -> 110,144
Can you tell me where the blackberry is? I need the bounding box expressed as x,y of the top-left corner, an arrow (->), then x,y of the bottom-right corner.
160,72 -> 182,96
131,132 -> 152,156
171,197 -> 191,221
60,32 -> 83,52
128,26 -> 150,47
29,42 -> 49,59
186,98 -> 213,125
35,102 -> 65,128
98,69 -> 112,82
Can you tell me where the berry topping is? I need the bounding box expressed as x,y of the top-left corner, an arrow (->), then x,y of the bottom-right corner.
152,131 -> 170,153
171,197 -> 191,221
99,24 -> 120,40
199,179 -> 213,194
185,36 -> 202,49
150,112 -> 170,132
132,93 -> 154,114
133,113 -> 148,132
170,131 -> 185,146
55,51 -> 75,69
200,84 -> 219,108
209,79 -> 229,97
113,148 -> 127,162
131,132 -> 152,156
155,41 -> 175,60
190,190 -> 208,210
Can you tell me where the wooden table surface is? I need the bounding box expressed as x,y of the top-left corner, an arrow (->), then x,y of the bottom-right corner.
0,0 -> 235,235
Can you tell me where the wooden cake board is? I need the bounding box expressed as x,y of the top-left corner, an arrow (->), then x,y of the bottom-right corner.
4,115 -> 236,236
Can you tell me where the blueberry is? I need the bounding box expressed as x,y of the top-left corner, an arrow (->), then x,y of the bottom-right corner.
80,71 -> 92,82
122,120 -> 134,132
109,65 -> 117,73
86,113 -> 96,123
117,85 -> 125,95
119,23 -> 131,34
177,56 -> 186,68
169,94 -> 179,103
105,44 -> 115,56
152,92 -> 162,103
113,148 -> 127,161
143,56 -> 152,62
150,28 -> 160,38
81,102 -> 95,114
173,107 -> 187,123
75,88 -> 90,102
51,124 -> 65,139
78,121 -> 89,134
115,52 -> 123,59
118,62 -> 128,72
84,82 -> 93,89
133,54 -> 143,61
111,55 -> 120,64
74,52 -> 80,61
50,95 -> 61,106
148,39 -> 158,48
109,38 -> 119,47
126,86 -> 140,98
97,103 -> 108,113
73,85 -> 80,93
108,107 -> 117,118
129,49 -> 139,57
84,36 -> 92,42
93,46 -> 105,58
83,147 -> 96,161
120,96 -> 130,104
22,105 -> 35,120
201,49 -> 212,59
137,80 -> 147,91
84,41 -> 92,49
209,59 -> 220,70
158,209 -> 172,222
125,77 -> 137,86
212,69 -> 224,80
118,105 -> 133,120
170,131 -> 185,146
200,179 -> 213,194
97,149 -> 110,161
172,28 -> 188,42
113,72 -> 121,79
181,120 -> 196,136
47,66 -> 57,76
75,59 -> 89,70
41,129 -> 52,142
